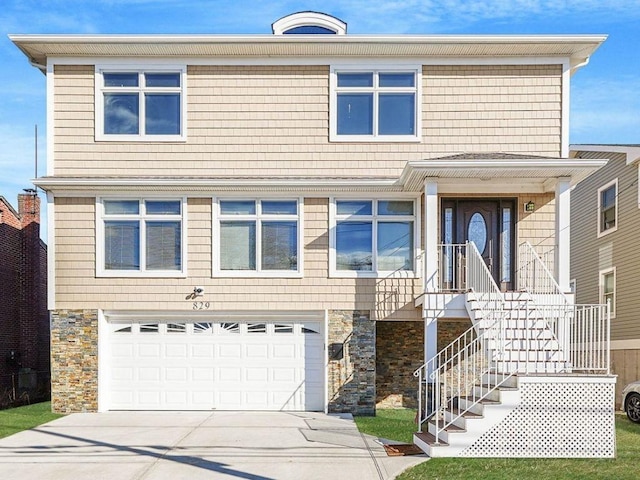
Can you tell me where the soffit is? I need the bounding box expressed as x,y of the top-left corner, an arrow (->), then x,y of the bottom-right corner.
10,34 -> 606,67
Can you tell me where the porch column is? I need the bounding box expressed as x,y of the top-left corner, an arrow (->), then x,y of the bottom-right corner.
555,178 -> 571,292
423,180 -> 438,370
424,179 -> 438,292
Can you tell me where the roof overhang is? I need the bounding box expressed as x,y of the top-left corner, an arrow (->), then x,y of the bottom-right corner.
570,144 -> 640,166
399,157 -> 608,193
33,156 -> 607,196
10,33 -> 606,73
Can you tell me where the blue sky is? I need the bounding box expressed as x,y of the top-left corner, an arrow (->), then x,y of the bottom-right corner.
1,0 -> 639,236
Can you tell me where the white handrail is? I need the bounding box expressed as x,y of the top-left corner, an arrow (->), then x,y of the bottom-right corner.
518,241 -> 568,304
415,242 -> 509,443
415,242 -> 610,445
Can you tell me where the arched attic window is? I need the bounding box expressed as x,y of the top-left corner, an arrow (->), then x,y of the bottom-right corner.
272,12 -> 347,35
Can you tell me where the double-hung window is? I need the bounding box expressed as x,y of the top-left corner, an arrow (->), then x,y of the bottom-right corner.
98,198 -> 186,277
96,67 -> 186,141
597,179 -> 617,236
331,68 -> 420,141
214,199 -> 302,277
600,267 -> 616,317
331,199 -> 416,276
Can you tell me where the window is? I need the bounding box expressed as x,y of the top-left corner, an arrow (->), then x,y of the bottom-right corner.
597,179 -> 618,236
331,68 -> 419,141
214,199 -> 302,277
96,67 -> 186,141
600,268 -> 616,317
97,198 -> 186,277
331,199 -> 417,277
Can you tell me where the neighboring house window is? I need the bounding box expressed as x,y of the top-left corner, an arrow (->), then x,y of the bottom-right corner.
600,267 -> 616,317
214,199 -> 302,277
97,198 -> 186,277
96,67 -> 186,141
331,199 -> 417,276
597,179 -> 617,236
331,68 -> 420,141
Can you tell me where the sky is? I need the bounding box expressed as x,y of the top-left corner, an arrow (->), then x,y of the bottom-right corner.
1,0 -> 639,238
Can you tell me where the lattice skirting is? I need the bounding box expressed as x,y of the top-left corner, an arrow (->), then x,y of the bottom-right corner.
460,376 -> 616,458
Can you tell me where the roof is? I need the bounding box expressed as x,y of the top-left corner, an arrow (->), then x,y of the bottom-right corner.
32,154 -> 607,195
570,144 -> 640,166
10,33 -> 606,73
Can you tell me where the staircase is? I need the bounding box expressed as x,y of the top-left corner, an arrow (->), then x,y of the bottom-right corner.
413,242 -> 610,457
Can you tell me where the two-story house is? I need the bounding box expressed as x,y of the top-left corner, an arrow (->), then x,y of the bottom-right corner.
570,144 -> 640,407
12,12 -> 615,457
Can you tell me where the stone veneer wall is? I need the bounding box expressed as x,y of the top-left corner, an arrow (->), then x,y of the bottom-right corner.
50,309 -> 98,413
327,310 -> 376,415
438,318 -> 473,352
376,321 -> 424,408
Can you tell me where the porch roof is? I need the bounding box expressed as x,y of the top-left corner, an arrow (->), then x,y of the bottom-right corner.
33,154 -> 607,195
399,154 -> 608,193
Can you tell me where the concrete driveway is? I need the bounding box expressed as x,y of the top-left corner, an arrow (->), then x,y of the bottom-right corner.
0,411 -> 427,480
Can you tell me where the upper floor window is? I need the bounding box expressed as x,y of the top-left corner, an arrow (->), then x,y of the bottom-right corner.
331,68 -> 420,142
330,199 -> 417,277
272,12 -> 347,35
97,198 -> 186,277
214,199 -> 303,277
597,179 -> 617,236
96,67 -> 186,141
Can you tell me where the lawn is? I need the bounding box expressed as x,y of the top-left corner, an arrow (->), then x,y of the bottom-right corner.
355,410 -> 640,480
0,402 -> 63,439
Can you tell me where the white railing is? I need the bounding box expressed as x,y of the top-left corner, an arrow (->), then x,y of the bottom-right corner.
415,242 -> 509,443
518,241 -> 568,304
438,243 -> 467,291
416,242 -> 610,444
529,302 -> 610,374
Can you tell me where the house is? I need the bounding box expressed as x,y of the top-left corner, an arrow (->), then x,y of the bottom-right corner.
11,11 -> 615,457
570,144 -> 640,407
0,192 -> 49,405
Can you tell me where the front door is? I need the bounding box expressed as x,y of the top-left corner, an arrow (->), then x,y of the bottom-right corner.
442,199 -> 515,291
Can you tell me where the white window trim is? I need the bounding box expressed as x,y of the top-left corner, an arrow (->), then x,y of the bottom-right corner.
597,178 -> 618,238
95,65 -> 187,142
329,197 -> 421,278
329,64 -> 422,143
212,197 -> 304,278
96,197 -> 188,278
599,266 -> 616,318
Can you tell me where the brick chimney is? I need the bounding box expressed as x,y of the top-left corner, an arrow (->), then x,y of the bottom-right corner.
17,191 -> 44,371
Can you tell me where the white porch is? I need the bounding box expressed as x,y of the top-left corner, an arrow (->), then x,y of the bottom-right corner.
403,154 -> 616,458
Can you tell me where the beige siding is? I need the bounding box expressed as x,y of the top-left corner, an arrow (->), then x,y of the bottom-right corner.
571,151 -> 640,342
53,64 -> 562,177
54,197 -> 421,320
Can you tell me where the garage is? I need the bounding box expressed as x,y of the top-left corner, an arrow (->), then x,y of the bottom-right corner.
102,315 -> 325,411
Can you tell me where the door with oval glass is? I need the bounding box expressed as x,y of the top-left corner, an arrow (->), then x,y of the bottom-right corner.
442,199 -> 515,291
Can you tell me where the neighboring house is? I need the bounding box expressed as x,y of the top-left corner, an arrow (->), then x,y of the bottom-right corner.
0,192 -> 49,405
570,144 -> 640,407
12,12 -> 615,457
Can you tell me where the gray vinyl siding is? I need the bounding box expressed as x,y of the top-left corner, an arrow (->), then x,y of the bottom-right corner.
571,150 -> 640,342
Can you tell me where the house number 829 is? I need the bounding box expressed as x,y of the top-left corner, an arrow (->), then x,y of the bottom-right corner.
193,302 -> 210,310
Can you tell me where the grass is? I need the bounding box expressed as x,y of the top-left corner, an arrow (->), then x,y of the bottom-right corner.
0,402 -> 63,439
355,410 -> 640,480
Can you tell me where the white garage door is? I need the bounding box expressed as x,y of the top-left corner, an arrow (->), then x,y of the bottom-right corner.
105,319 -> 325,411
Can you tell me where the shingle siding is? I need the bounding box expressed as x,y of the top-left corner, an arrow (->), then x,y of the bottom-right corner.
52,64 -> 563,177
